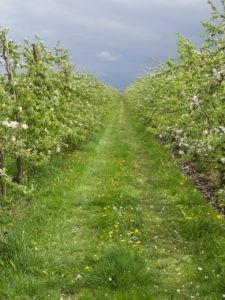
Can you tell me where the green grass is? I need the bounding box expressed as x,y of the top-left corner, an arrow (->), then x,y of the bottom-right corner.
0,98 -> 225,299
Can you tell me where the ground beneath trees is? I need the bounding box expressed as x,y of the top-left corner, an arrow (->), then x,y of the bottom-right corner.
1,100 -> 225,299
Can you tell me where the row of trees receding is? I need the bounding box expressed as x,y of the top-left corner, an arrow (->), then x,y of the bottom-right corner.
0,29 -> 117,196
125,0 -> 225,207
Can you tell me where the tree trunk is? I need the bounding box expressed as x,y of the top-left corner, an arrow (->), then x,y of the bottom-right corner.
2,32 -> 24,185
16,157 -> 23,184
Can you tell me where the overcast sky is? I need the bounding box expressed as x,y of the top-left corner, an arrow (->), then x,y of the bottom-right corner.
0,0 -> 214,89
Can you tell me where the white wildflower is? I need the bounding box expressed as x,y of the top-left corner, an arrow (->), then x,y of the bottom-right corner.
76,274 -> 82,280
193,95 -> 198,101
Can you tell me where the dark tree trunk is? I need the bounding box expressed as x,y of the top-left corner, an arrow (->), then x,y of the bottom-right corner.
16,157 -> 23,184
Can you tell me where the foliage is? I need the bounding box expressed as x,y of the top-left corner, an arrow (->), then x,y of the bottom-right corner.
125,0 -> 225,203
0,28 -> 117,195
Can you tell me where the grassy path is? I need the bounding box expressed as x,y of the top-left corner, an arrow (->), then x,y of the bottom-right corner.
1,99 -> 225,299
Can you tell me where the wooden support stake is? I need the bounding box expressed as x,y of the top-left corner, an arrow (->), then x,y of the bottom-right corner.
32,44 -> 39,63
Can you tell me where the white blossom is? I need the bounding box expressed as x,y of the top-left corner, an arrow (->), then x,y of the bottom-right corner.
2,120 -> 19,129
0,168 -> 6,176
193,49 -> 201,55
213,128 -> 220,134
189,95 -> 201,110
56,146 -> 61,153
221,157 -> 225,164
219,126 -> 225,133
21,123 -> 28,130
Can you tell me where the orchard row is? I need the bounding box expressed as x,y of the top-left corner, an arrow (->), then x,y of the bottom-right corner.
0,29 -> 117,196
125,1 -> 225,206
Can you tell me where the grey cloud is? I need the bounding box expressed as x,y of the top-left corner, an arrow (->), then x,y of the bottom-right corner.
0,0 -> 212,89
